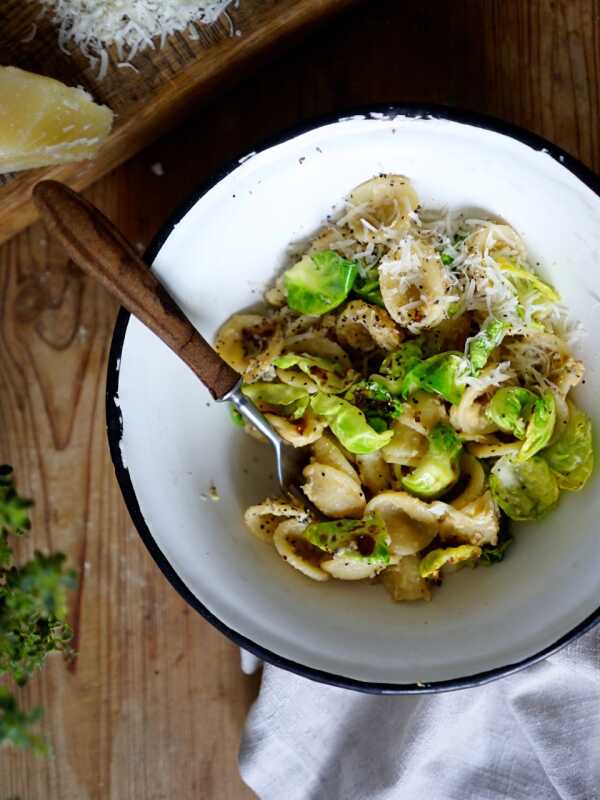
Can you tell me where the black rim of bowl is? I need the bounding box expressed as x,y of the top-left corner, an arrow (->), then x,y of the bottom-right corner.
106,103 -> 600,694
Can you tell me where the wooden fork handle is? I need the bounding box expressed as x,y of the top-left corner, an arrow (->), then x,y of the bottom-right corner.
33,180 -> 240,400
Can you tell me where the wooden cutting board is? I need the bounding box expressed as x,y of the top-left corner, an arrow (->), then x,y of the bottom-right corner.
0,0 -> 355,246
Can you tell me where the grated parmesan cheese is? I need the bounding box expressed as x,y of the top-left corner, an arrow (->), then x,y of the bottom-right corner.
37,0 -> 238,77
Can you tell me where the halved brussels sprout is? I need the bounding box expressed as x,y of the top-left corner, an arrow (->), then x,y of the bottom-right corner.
496,258 -> 560,302
304,513 -> 391,566
284,250 -> 358,315
241,382 -> 310,419
486,387 -> 537,439
518,391 -> 556,462
310,393 -> 394,454
272,352 -> 357,394
401,352 -> 468,406
345,379 -> 404,433
544,401 -> 594,491
419,545 -> 481,579
489,454 -> 559,520
401,423 -> 463,499
468,319 -> 510,373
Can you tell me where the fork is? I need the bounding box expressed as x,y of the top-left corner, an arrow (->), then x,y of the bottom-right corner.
33,180 -> 310,509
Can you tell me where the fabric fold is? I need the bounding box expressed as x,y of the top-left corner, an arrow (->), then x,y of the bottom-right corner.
239,628 -> 600,800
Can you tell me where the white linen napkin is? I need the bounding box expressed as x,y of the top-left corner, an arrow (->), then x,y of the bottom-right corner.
239,626 -> 600,800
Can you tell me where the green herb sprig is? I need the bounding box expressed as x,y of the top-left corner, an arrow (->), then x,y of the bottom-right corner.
0,466 -> 76,754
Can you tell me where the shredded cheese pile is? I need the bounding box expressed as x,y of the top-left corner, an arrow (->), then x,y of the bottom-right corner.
38,0 -> 237,78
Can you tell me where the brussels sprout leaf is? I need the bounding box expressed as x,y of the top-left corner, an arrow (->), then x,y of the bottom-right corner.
486,387 -> 537,440
304,514 -> 390,565
544,402 -> 594,491
402,423 -> 463,498
311,393 -> 394,454
419,545 -> 481,579
518,391 -> 556,462
241,382 -> 310,420
402,352 -> 468,406
273,353 -> 357,394
284,250 -> 358,315
468,319 -> 510,373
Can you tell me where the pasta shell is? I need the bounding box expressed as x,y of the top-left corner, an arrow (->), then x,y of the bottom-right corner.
302,463 -> 366,518
381,556 -> 431,602
336,300 -> 403,352
450,454 -> 486,510
307,226 -> 343,253
311,434 -> 360,483
467,437 -> 520,459
356,451 -> 392,495
347,175 -> 418,243
381,421 -> 427,467
265,411 -> 327,448
215,313 -> 266,373
400,392 -> 448,436
379,241 -> 449,331
365,491 -> 441,556
264,276 -> 286,308
449,374 -> 500,436
273,519 -> 329,582
321,556 -> 382,581
437,491 -> 499,546
283,333 -> 352,371
244,498 -> 311,542
468,223 -> 527,261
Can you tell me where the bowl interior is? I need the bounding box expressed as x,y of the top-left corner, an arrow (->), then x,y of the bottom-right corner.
114,114 -> 600,687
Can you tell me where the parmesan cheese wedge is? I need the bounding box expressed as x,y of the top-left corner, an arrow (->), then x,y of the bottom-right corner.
0,66 -> 113,173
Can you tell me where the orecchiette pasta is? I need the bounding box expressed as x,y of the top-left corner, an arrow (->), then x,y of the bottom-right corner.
244,499 -> 312,542
284,332 -> 352,371
468,223 -> 527,261
355,451 -> 392,495
365,492 -> 440,557
311,434 -> 360,483
467,437 -> 521,459
449,370 -> 502,436
399,392 -> 448,437
437,492 -> 499,547
381,556 -> 431,602
215,313 -> 266,373
381,422 -> 427,467
273,519 -> 329,581
302,462 -> 366,518
450,455 -> 486,510
336,300 -> 402,352
348,175 -> 418,242
219,173 -> 592,602
266,411 -> 327,447
321,555 -> 382,581
379,241 -> 450,331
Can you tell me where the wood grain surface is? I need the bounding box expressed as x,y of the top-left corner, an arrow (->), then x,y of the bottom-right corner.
1,1 -> 599,798
0,0 -> 356,245
33,181 -> 240,399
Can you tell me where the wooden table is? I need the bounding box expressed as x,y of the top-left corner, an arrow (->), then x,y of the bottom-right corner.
2,1 -> 598,797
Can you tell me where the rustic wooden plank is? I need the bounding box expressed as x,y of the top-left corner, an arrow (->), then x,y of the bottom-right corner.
1,1 -> 598,798
0,0 -> 357,246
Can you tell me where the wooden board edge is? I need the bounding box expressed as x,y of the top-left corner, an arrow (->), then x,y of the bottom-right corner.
0,0 -> 357,246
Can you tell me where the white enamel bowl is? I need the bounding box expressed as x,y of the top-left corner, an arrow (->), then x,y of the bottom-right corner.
107,108 -> 600,692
